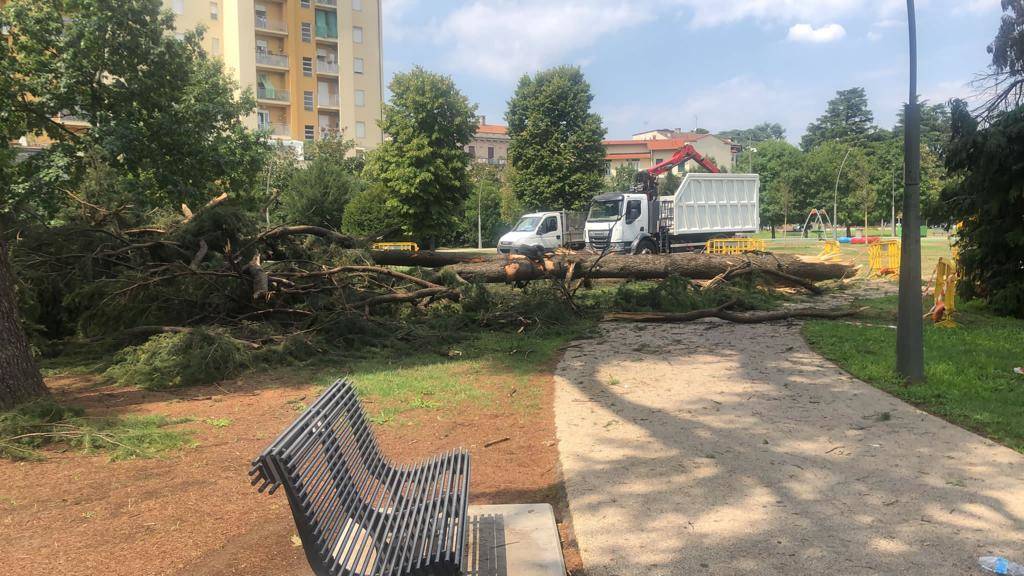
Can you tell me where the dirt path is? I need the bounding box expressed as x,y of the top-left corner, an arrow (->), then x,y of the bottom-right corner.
1,366 -> 581,576
554,320 -> 1024,575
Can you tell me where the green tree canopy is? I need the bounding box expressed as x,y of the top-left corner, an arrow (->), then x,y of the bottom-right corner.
505,66 -> 607,211
718,122 -> 786,144
978,0 -> 1024,118
364,66 -> 477,247
0,0 -> 265,215
801,87 -> 876,150
279,137 -> 364,229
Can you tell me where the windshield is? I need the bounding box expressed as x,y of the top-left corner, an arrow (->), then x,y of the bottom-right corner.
588,200 -> 622,222
513,216 -> 542,232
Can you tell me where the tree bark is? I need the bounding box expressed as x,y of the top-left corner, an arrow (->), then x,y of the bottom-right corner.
0,237 -> 48,410
436,252 -> 857,284
369,249 -> 492,267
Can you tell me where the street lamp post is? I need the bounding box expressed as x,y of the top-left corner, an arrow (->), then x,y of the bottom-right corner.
896,0 -> 925,383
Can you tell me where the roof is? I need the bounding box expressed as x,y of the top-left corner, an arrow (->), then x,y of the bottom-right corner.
476,124 -> 508,135
605,153 -> 649,160
647,138 -> 693,151
602,139 -> 645,146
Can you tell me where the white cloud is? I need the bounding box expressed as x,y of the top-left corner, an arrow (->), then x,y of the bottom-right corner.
381,0 -> 420,41
438,1 -> 648,81
954,0 -> 1001,14
787,23 -> 847,43
600,76 -> 818,144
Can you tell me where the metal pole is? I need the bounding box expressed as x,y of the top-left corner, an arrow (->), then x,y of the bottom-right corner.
832,148 -> 851,239
891,169 -> 897,237
477,183 -> 483,250
897,0 -> 925,383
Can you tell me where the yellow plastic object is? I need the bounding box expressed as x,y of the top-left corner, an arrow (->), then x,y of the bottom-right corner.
819,239 -> 841,260
928,257 -> 958,327
704,238 -> 766,255
371,242 -> 419,252
868,240 -> 901,277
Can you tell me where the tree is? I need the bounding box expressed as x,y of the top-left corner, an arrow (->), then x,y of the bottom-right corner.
977,0 -> 1024,118
364,66 -> 477,248
801,87 -> 876,150
660,171 -> 682,195
279,136 -> 364,229
603,164 -> 638,192
718,122 -> 786,144
0,0 -> 266,215
941,99 -> 1024,317
743,140 -> 802,225
462,164 -> 508,248
506,66 -> 607,211
894,101 -> 952,159
0,236 -> 48,409
340,184 -> 404,239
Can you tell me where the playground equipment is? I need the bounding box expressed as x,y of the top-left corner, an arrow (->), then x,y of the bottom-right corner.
818,239 -> 842,260
704,238 -> 766,254
801,209 -> 833,240
927,257 -> 958,327
868,240 -> 901,277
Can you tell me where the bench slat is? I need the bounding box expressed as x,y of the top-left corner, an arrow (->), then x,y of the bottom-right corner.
253,379 -> 469,576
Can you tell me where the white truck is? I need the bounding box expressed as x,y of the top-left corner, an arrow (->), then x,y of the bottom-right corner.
496,211 -> 587,254
585,173 -> 760,254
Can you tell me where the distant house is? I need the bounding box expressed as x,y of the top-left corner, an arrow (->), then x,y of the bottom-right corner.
466,116 -> 509,166
603,129 -> 739,175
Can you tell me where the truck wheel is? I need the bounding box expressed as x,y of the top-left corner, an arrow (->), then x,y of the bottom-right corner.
634,239 -> 658,255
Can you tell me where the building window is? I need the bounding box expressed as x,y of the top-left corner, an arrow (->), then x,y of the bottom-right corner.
467,145 -> 475,157
211,37 -> 220,56
354,89 -> 365,107
172,0 -> 184,15
303,91 -> 314,111
315,9 -> 338,39
301,0 -> 310,7
301,22 -> 312,43
352,26 -> 363,43
257,110 -> 271,130
304,125 -> 315,140
488,146 -> 494,159
210,1 -> 218,19
355,121 -> 366,138
353,57 -> 364,74
352,0 -> 362,10
302,57 -> 313,76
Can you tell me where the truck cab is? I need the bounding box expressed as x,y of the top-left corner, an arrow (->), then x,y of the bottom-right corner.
584,193 -> 659,253
497,211 -> 585,254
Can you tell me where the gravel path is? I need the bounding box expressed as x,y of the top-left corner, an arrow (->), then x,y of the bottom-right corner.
554,320 -> 1024,575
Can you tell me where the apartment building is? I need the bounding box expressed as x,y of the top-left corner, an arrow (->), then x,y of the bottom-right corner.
466,116 -> 509,166
165,0 -> 383,150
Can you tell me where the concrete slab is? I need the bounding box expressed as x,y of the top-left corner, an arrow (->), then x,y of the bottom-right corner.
463,504 -> 566,576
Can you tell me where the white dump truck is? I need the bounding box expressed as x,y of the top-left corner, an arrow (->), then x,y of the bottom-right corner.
496,211 -> 587,254
585,173 -> 760,254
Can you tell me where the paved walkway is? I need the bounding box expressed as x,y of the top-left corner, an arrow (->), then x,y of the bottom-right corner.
554,321 -> 1024,575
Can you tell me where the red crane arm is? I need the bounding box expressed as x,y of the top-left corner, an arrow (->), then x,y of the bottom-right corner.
647,144 -> 720,176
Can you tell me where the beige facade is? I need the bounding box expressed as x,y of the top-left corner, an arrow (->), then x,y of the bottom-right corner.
466,117 -> 509,166
604,131 -> 739,175
165,0 -> 384,150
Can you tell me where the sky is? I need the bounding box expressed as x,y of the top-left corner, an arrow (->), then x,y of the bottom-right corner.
380,0 -> 1005,144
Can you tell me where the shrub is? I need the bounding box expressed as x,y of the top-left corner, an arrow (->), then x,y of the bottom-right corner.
104,329 -> 253,389
341,184 -> 405,238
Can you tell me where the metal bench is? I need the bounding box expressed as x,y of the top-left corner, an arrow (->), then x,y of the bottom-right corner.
250,379 -> 471,576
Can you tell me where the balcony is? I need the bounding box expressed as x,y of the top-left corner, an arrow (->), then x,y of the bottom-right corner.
255,52 -> 289,68
254,15 -> 287,34
316,0 -> 337,6
315,26 -> 338,41
316,60 -> 339,75
318,94 -> 340,108
258,122 -> 291,137
257,87 -> 290,103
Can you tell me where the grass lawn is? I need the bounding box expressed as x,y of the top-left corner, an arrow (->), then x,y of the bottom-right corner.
803,296 -> 1024,452
761,236 -> 953,281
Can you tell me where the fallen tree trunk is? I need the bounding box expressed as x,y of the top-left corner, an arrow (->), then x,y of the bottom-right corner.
368,249 -> 493,268
433,252 -> 856,284
605,306 -> 862,324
